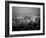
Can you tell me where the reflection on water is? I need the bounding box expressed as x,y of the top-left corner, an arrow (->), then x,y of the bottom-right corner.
12,16 -> 40,31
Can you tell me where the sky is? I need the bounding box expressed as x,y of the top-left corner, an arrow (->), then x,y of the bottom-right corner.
12,7 -> 40,17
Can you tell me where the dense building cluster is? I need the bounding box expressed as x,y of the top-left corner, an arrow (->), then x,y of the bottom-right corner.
12,16 -> 40,31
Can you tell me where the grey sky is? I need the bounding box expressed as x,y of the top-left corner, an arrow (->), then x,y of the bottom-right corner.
12,7 -> 40,17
